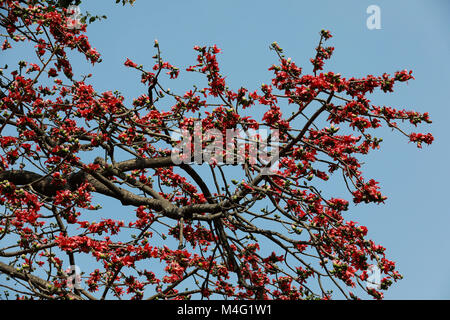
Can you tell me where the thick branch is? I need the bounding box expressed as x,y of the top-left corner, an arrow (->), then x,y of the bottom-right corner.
0,260 -> 82,300
0,169 -> 181,218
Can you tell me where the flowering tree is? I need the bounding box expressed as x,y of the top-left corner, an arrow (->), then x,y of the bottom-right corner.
0,0 -> 433,300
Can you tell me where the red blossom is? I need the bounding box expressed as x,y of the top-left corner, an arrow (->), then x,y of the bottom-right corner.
0,1 -> 433,301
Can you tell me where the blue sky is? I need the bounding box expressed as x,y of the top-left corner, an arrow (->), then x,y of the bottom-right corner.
2,0 -> 449,299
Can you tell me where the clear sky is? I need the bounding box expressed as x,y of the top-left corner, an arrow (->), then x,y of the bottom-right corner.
3,0 -> 450,299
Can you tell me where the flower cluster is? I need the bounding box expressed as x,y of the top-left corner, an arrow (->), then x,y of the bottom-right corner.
0,1 -> 433,301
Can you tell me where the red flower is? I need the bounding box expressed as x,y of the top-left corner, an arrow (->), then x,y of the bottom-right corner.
124,58 -> 138,68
